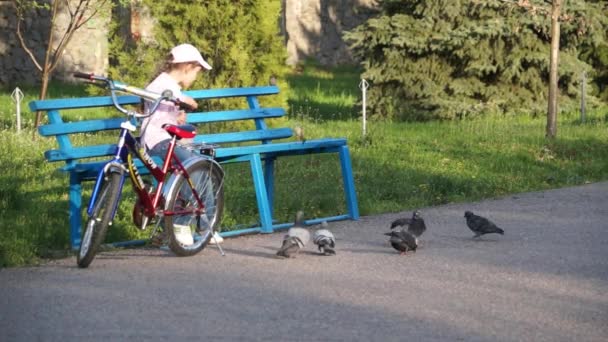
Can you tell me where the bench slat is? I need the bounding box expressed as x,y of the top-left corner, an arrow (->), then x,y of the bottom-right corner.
213,139 -> 347,159
29,86 -> 279,112
39,118 -> 125,136
45,144 -> 118,162
57,158 -> 157,179
185,86 -> 279,99
30,95 -> 141,111
194,128 -> 293,145
187,108 -> 285,124
45,128 -> 294,161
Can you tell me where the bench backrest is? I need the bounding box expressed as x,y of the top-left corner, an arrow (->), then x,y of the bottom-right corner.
31,86 -> 290,165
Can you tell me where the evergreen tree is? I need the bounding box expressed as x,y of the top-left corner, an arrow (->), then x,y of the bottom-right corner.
345,0 -> 608,121
578,0 -> 608,102
108,0 -> 289,109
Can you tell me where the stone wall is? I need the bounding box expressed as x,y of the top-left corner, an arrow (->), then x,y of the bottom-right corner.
0,0 -> 110,87
283,0 -> 379,66
0,0 -> 379,86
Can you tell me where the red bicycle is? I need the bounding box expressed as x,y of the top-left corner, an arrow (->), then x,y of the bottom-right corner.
73,72 -> 224,268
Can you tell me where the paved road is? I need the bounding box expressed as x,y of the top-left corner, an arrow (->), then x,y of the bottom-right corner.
2,182 -> 607,341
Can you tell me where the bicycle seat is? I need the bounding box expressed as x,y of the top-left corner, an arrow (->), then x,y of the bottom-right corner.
162,124 -> 196,140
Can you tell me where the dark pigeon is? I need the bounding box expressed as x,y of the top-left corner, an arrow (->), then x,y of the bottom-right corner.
276,211 -> 310,258
384,230 -> 418,255
464,211 -> 505,238
313,222 -> 336,256
390,210 -> 426,237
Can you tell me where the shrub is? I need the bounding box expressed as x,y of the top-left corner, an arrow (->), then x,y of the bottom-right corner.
107,0 -> 289,111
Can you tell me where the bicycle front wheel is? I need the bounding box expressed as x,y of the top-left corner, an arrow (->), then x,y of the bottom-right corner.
77,170 -> 122,268
165,158 -> 224,257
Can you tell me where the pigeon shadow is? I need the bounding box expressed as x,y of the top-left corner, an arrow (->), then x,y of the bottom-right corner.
340,247 -> 396,255
220,247 -> 278,260
223,246 -> 326,260
427,234 -> 503,247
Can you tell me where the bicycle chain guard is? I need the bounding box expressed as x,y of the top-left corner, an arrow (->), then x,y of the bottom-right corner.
132,189 -> 164,229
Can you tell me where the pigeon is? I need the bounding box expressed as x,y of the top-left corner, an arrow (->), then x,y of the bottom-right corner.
313,222 -> 336,256
464,211 -> 505,238
384,230 -> 418,255
294,125 -> 306,143
276,211 -> 310,258
390,210 -> 426,237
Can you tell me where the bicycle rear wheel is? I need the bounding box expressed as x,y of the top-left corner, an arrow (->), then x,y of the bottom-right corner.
165,158 -> 224,256
77,170 -> 122,268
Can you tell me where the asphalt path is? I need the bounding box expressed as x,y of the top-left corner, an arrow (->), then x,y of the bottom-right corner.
1,182 -> 607,341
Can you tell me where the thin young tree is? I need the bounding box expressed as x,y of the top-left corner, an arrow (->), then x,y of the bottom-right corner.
546,0 -> 562,139
502,0 -> 564,138
11,0 -> 116,129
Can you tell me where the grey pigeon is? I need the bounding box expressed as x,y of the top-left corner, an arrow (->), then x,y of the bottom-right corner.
294,125 -> 306,143
313,222 -> 336,256
276,211 -> 310,258
391,210 -> 426,237
464,211 -> 505,238
384,230 -> 418,255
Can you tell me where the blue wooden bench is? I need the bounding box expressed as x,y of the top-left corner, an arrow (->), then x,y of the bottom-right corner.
30,86 -> 359,250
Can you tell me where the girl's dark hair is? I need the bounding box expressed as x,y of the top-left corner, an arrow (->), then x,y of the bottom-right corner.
149,53 -> 175,84
140,53 -> 174,112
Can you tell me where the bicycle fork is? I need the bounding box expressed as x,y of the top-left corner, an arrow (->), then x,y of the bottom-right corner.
87,161 -> 127,222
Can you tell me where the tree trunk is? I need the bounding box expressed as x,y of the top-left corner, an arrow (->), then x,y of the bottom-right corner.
33,0 -> 59,135
34,71 -> 50,127
546,0 -> 562,139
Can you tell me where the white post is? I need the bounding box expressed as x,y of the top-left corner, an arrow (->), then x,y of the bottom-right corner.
11,87 -> 24,133
359,79 -> 369,136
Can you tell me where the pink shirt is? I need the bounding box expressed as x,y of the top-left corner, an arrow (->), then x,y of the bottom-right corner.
140,72 -> 184,150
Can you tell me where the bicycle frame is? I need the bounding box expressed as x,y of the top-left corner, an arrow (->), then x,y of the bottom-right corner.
87,120 -> 206,230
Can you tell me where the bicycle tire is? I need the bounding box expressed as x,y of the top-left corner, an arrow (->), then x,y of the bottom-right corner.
77,170 -> 122,268
165,158 -> 224,257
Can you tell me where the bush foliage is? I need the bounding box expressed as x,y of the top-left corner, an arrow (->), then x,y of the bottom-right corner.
345,0 -> 608,121
108,0 -> 289,109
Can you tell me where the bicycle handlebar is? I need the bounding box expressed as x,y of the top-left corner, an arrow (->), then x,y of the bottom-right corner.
73,72 -> 190,118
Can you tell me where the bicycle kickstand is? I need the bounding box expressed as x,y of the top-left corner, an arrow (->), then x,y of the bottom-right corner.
212,232 -> 226,257
198,216 -> 225,256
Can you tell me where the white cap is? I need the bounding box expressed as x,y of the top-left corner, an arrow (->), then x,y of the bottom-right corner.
170,43 -> 212,70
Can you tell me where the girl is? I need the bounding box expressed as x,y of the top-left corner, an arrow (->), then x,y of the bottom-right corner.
140,44 -> 219,247
140,43 -> 212,162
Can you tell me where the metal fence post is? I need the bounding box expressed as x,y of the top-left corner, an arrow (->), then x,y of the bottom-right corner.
359,79 -> 369,136
11,87 -> 24,133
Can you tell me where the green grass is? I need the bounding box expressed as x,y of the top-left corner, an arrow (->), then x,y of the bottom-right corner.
1,65 -> 607,267
286,60 -> 362,121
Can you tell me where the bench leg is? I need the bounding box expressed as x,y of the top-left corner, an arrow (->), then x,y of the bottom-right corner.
250,153 -> 274,233
263,157 -> 275,217
69,173 -> 83,251
339,145 -> 359,220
